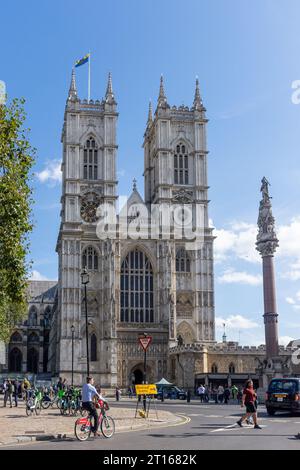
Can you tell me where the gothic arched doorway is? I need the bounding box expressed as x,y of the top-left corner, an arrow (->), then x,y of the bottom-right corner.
27,348 -> 39,373
133,369 -> 144,385
9,348 -> 22,372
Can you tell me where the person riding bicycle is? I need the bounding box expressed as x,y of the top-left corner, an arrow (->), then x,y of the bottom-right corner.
81,376 -> 106,436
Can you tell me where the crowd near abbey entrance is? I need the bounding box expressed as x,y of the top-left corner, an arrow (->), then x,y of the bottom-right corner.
0,70 -> 298,392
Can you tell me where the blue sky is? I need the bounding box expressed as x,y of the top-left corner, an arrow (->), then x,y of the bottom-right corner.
1,0 -> 300,345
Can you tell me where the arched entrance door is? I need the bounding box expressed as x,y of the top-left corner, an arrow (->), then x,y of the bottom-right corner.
133,369 -> 144,385
27,348 -> 39,373
9,348 -> 22,372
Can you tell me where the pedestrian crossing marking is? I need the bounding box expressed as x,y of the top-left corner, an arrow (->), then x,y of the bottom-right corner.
210,424 -> 267,433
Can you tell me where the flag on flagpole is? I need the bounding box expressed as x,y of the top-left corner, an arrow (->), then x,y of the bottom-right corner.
75,53 -> 90,68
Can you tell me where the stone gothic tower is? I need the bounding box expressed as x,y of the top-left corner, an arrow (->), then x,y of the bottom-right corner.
143,77 -> 215,346
49,72 -> 215,387
51,70 -> 118,385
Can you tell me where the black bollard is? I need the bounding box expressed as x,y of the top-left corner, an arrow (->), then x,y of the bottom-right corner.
187,390 -> 191,403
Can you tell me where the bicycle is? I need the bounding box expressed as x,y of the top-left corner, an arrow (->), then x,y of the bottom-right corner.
25,389 -> 43,416
74,399 -> 115,441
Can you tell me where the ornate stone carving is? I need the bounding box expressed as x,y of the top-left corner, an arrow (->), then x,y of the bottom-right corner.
256,177 -> 279,256
172,188 -> 193,204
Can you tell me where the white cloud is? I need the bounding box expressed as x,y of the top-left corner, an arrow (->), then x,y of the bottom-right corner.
215,315 -> 259,330
214,222 -> 260,264
36,160 -> 62,185
281,270 -> 300,281
277,217 -> 300,259
293,305 -> 300,311
29,270 -> 51,281
218,269 -> 262,286
279,336 -> 295,346
286,297 -> 296,305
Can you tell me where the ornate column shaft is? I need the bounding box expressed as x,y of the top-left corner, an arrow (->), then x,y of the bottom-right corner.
256,177 -> 279,359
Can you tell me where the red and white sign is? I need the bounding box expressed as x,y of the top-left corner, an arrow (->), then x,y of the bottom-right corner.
139,335 -> 152,351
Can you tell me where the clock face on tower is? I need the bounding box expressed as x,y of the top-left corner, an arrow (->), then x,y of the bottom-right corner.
80,191 -> 102,223
80,200 -> 98,223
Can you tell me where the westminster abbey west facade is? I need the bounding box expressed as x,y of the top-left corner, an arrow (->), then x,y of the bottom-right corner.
46,70 -> 215,388
3,72 -> 297,389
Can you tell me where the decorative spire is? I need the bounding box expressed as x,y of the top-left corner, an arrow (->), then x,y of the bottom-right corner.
222,323 -> 227,343
256,177 -> 279,257
193,76 -> 202,110
147,100 -> 153,124
133,178 -> 137,191
68,68 -> 77,101
157,74 -> 167,108
104,72 -> 116,105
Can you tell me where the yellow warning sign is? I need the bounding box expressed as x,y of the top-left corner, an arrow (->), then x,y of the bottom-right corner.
135,384 -> 157,395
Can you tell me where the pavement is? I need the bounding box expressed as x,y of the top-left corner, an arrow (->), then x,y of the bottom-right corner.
0,398 -> 185,447
3,401 -> 300,450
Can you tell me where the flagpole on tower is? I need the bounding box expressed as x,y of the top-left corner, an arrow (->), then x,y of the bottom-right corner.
88,51 -> 91,101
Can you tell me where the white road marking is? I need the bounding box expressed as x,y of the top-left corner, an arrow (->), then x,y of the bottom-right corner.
210,424 -> 267,433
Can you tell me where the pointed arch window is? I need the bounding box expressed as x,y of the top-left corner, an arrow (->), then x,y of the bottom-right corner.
176,248 -> 191,273
229,363 -> 235,374
83,137 -> 98,180
91,334 -> 97,361
211,363 -> 218,374
120,249 -> 154,323
10,331 -> 22,343
82,246 -> 99,271
27,332 -> 39,343
9,348 -> 22,372
174,142 -> 189,185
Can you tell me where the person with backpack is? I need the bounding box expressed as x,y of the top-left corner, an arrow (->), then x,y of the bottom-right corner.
236,379 -> 261,429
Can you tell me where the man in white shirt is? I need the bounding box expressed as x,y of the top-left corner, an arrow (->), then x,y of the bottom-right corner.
197,385 -> 205,403
82,376 -> 106,435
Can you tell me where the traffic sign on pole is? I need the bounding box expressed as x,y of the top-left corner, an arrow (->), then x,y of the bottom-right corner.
139,335 -> 152,351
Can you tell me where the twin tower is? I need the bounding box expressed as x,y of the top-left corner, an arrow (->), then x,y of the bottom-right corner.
48,71 -> 215,387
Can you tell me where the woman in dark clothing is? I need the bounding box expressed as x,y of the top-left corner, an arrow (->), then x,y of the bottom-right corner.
237,379 -> 261,429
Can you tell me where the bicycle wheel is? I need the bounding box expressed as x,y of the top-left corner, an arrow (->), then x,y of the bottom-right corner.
100,415 -> 115,438
74,419 -> 91,441
26,400 -> 34,416
41,399 -> 51,409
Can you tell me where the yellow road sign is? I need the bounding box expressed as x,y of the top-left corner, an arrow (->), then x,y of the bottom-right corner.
135,384 -> 157,395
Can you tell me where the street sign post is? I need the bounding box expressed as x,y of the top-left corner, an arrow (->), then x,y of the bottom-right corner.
138,334 -> 152,411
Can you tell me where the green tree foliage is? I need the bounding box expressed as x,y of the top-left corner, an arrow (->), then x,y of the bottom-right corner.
0,98 -> 35,341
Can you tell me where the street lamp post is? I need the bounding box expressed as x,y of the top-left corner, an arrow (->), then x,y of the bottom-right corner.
71,324 -> 75,386
81,267 -> 90,377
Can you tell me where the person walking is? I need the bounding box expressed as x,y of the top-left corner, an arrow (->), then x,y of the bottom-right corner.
115,386 -> 121,401
231,384 -> 238,402
13,380 -> 19,407
224,385 -> 231,404
197,384 -> 205,403
217,385 -> 224,403
3,380 -> 8,407
236,380 -> 262,429
5,380 -> 13,408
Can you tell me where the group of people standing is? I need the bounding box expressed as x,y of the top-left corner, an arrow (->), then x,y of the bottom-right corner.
197,384 -> 242,404
2,377 -> 31,407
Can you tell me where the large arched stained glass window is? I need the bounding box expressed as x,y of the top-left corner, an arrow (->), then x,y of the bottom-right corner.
120,250 -> 154,323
